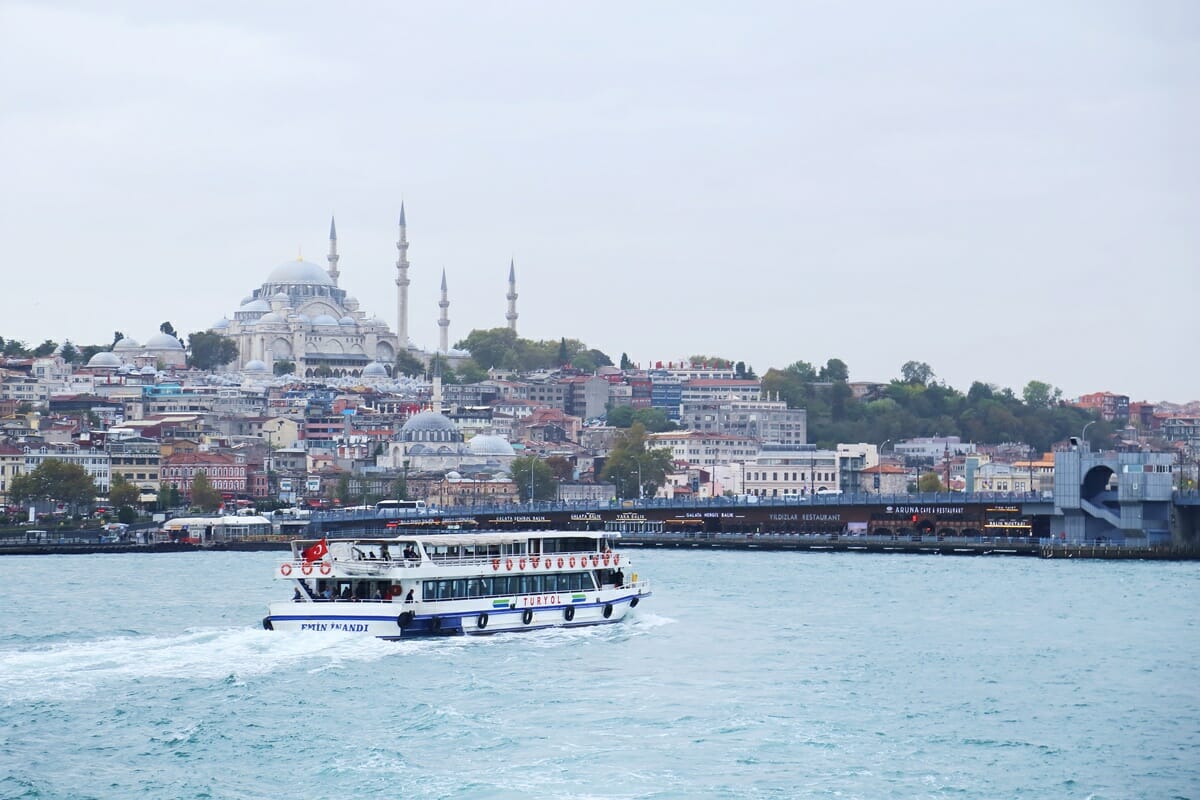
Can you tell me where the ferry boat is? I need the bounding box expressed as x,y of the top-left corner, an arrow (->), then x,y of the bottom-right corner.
262,530 -> 649,639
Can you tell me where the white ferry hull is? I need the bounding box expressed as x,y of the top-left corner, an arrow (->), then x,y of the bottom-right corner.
266,590 -> 647,639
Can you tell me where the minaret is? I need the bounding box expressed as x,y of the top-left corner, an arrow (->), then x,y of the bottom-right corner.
395,203 -> 410,347
506,259 -> 519,333
437,268 -> 450,353
327,216 -> 340,286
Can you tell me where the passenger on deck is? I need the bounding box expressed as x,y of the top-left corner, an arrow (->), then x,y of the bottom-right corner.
368,551 -> 376,560
380,545 -> 391,561
293,587 -> 303,601
404,588 -> 415,603
373,587 -> 383,600
403,545 -> 418,560
340,585 -> 352,601
321,585 -> 334,601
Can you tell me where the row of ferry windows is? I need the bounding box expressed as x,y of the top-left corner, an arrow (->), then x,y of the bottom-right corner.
424,572 -> 597,602
424,537 -> 612,560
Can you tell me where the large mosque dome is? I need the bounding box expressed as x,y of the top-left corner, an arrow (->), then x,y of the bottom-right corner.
87,351 -> 122,369
401,410 -> 460,442
266,259 -> 335,286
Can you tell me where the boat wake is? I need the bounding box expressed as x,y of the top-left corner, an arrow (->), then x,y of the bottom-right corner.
0,626 -> 396,703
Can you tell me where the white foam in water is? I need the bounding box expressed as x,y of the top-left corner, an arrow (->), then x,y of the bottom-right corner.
0,626 -> 398,703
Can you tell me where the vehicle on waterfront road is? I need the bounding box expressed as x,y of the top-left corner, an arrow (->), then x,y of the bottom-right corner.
263,530 -> 649,639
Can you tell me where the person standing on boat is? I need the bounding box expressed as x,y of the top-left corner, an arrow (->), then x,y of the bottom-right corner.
404,588 -> 415,603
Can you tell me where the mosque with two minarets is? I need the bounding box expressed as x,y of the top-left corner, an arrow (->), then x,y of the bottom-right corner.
208,205 -> 519,378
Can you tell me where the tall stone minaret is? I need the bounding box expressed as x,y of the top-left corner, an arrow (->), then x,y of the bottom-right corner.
395,203 -> 410,347
506,259 -> 518,333
437,268 -> 450,353
327,216 -> 340,286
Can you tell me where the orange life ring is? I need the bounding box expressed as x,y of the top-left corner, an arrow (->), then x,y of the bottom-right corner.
280,563 -> 292,576
603,553 -> 611,566
569,556 -> 576,568
545,559 -> 552,570
506,558 -> 513,571
614,554 -> 621,565
492,559 -> 500,571
591,555 -> 599,567
301,563 -> 313,575
557,557 -> 564,568
319,562 -> 331,575
519,558 -> 527,570
532,557 -> 540,568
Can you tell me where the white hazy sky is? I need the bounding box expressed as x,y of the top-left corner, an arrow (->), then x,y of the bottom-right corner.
1,1 -> 1196,401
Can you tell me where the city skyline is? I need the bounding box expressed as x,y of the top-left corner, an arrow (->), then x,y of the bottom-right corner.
1,2 -> 1195,402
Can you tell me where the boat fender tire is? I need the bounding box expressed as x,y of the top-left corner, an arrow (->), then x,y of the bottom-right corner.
630,597 -> 639,608
397,611 -> 414,628
477,612 -> 488,630
522,608 -> 533,625
262,616 -> 274,631
432,616 -> 443,632
564,606 -> 575,622
603,603 -> 613,619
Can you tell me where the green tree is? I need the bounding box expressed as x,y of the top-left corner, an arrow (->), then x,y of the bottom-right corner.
273,360 -> 295,376
510,456 -> 556,501
607,405 -> 634,427
111,331 -> 125,348
917,471 -> 944,492
632,407 -> 676,432
108,473 -> 140,509
334,474 -> 352,506
557,338 -> 570,366
9,459 -> 98,513
819,358 -> 849,381
900,361 -> 935,386
59,341 -> 80,364
2,338 -> 29,357
390,475 -> 408,501
544,455 -> 574,482
190,470 -> 222,512
159,321 -> 177,338
1022,380 -> 1061,408
620,352 -> 633,370
31,339 -> 57,357
394,349 -> 426,377
599,423 -> 673,499
187,332 -> 238,370
158,482 -> 180,511
456,359 -> 488,383
456,327 -> 522,369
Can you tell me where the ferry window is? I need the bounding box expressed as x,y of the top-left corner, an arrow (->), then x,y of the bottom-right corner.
468,579 -> 485,598
519,575 -> 534,595
451,579 -> 467,599
423,583 -> 436,601
530,575 -> 544,594
550,574 -> 567,593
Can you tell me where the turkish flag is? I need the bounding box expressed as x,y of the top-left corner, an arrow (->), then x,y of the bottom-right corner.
301,538 -> 328,563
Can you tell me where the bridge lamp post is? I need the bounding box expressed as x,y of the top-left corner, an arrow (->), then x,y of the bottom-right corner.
876,439 -> 891,495
1081,421 -> 1096,452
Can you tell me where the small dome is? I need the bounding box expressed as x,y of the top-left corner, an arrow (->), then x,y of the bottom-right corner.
144,333 -> 184,350
240,295 -> 255,306
266,259 -> 334,286
244,360 -> 269,373
87,351 -> 122,368
338,316 -> 356,326
112,337 -> 140,352
364,317 -> 387,328
344,295 -> 360,309
469,434 -> 516,457
446,470 -> 462,481
362,362 -> 389,377
139,365 -> 157,375
117,363 -> 136,374
211,318 -> 230,329
311,314 -> 339,327
258,312 -> 286,325
271,291 -> 290,301
241,299 -> 271,314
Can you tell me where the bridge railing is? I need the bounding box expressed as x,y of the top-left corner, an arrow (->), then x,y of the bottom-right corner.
305,490 -> 1050,523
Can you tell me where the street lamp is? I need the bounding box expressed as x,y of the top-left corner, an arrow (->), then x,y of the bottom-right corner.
876,439 -> 891,495
1081,421 -> 1096,452
636,459 -> 643,501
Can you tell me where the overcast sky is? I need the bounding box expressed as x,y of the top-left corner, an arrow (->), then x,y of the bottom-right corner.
1,1 -> 1195,401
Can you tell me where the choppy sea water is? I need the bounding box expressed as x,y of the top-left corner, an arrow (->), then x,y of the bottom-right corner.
0,549 -> 1196,800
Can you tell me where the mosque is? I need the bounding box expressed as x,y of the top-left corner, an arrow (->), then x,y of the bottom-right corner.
210,206 -> 519,377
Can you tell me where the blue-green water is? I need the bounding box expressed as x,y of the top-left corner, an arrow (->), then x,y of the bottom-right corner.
0,550 -> 1196,799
